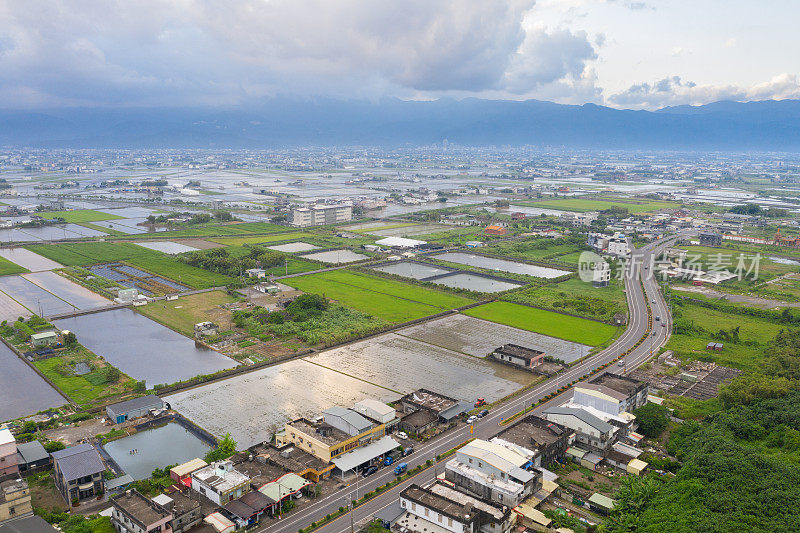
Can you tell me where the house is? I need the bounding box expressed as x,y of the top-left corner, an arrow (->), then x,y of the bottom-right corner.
15,441 -> 50,473
0,515 -> 57,532
399,389 -> 472,425
444,439 -> 540,507
257,473 -> 310,512
246,268 -> 267,279
575,373 -> 649,417
352,399 -> 396,425
398,482 -> 515,533
490,344 -> 545,371
277,404 -> 396,478
169,458 -> 208,487
0,479 -> 32,523
191,461 -> 250,506
194,322 -> 219,338
30,332 -> 59,348
51,444 -> 106,503
289,204 -> 352,227
483,225 -> 507,236
592,260 -> 611,288
706,342 -> 723,351
491,415 -> 571,468
110,489 -> 172,533
543,405 -> 618,453
106,396 -> 166,424
587,492 -> 616,515
0,430 -> 18,478
151,491 -> 202,533
223,490 -> 276,527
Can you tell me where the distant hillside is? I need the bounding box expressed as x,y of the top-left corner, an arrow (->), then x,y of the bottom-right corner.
1,98 -> 799,150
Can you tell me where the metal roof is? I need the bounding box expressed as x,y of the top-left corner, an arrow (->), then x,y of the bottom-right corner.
16,440 -> 49,464
544,406 -> 614,434
51,443 -> 105,481
106,395 -> 164,417
0,515 -> 58,533
331,436 -> 400,473
323,406 -> 373,434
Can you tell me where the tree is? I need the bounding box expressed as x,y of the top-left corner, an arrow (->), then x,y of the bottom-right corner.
104,366 -> 121,383
633,403 -> 669,437
44,441 -> 66,453
62,331 -> 77,346
205,433 -> 237,462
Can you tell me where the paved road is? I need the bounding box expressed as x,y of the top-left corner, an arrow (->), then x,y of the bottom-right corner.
257,234 -> 687,533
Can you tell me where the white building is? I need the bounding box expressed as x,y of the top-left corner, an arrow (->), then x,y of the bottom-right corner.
288,204 -> 352,227
543,405 -> 618,453
191,461 -> 250,506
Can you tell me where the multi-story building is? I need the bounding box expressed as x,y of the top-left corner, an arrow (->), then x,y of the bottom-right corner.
51,444 -> 105,503
0,479 -> 32,523
191,461 -> 250,506
491,416 -> 571,468
110,489 -> 172,533
398,482 -> 515,533
152,491 -> 202,533
543,405 -> 621,453
288,204 -> 352,227
277,403 -> 398,478
444,439 -> 539,508
0,430 -> 18,479
573,373 -> 649,418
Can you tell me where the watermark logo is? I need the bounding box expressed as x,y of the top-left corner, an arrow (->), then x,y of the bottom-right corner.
578,250 -> 607,283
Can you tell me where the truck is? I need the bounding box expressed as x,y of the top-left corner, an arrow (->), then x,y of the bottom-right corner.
474,397 -> 486,408
394,462 -> 408,475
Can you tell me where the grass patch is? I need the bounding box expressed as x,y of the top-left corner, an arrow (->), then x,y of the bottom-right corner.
24,242 -> 232,289
504,277 -> 627,322
36,209 -> 125,223
513,197 -> 679,213
130,221 -> 288,239
0,255 -> 29,276
463,301 -> 618,346
283,270 -> 473,322
33,347 -> 134,405
208,232 -> 314,246
137,290 -> 238,337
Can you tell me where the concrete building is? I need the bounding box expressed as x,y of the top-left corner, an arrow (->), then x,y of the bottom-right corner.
0,515 -> 56,532
277,404 -> 397,477
699,232 -> 723,246
51,444 -> 105,503
398,482 -> 515,533
193,322 -> 219,338
105,396 -> 166,424
561,212 -> 599,226
169,458 -> 208,487
399,389 -> 472,428
151,491 -> 202,533
0,430 -> 18,479
592,260 -> 611,288
491,416 -> 571,468
352,399 -> 396,425
543,406 -> 618,453
490,344 -> 545,371
0,479 -> 32,524
110,489 -> 172,533
289,204 -> 352,227
191,461 -> 250,506
444,439 -> 539,508
245,268 -> 267,279
30,332 -> 59,348
574,373 -> 649,418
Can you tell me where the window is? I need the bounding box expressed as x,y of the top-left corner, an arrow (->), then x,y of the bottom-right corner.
468,458 -> 472,464
411,502 -> 416,511
438,514 -> 442,523
448,518 -> 453,527
498,494 -> 503,501
425,508 -> 429,517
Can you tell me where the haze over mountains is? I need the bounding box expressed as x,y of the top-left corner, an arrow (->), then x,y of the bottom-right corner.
2,98 -> 799,150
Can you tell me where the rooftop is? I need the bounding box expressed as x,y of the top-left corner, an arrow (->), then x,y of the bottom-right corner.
323,406 -> 373,435
402,389 -> 457,413
16,440 -> 49,464
51,443 -> 105,481
192,461 -> 250,493
544,405 -> 615,434
401,485 -> 474,523
494,416 -> 566,453
495,344 -> 544,361
589,373 -> 645,397
428,483 -> 507,522
0,515 -> 57,533
1,479 -> 28,503
106,395 -> 163,416
287,418 -> 350,446
112,489 -> 171,527
0,428 -> 14,446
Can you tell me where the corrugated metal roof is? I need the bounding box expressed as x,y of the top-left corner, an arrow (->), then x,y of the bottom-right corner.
544,406 -> 614,433
106,395 -> 164,417
331,436 -> 400,473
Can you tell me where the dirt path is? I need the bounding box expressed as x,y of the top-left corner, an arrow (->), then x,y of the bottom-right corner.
673,285 -> 800,309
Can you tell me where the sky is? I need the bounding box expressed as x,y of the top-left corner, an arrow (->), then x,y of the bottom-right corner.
0,0 -> 798,110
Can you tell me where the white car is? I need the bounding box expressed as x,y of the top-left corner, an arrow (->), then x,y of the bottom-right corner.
467,416 -> 478,424
397,431 -> 408,440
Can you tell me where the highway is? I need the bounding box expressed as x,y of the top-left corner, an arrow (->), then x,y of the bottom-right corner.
256,234 -> 685,533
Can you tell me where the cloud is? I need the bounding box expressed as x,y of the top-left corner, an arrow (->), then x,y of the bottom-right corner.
608,73 -> 800,109
0,0 -> 600,108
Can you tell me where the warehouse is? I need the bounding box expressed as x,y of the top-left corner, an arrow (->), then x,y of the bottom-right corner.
106,395 -> 166,424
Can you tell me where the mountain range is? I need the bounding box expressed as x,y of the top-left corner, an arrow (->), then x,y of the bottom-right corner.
1,98 -> 800,150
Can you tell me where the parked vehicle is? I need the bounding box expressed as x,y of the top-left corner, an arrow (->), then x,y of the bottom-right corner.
478,409 -> 489,418
662,323 -> 667,327
618,360 -> 625,366
384,455 -> 394,466
362,465 -> 378,477
394,463 -> 408,475
403,446 -> 414,457
655,316 -> 661,321
467,415 -> 478,424
474,398 -> 486,408
397,431 -> 408,440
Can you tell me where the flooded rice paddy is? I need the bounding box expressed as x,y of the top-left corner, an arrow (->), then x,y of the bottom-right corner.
167,359 -> 399,448
0,343 -> 65,422
299,249 -> 369,264
0,275 -> 77,316
433,252 -> 571,278
53,309 -> 237,386
0,224 -> 107,242
428,272 -> 523,293
134,241 -> 199,254
23,272 -> 110,310
399,314 -> 589,363
88,263 -> 187,295
103,422 -> 211,479
0,248 -> 62,271
370,261 -> 455,279
267,242 -> 320,253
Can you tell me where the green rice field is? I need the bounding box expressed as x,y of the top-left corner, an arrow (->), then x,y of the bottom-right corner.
36,209 -> 126,223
